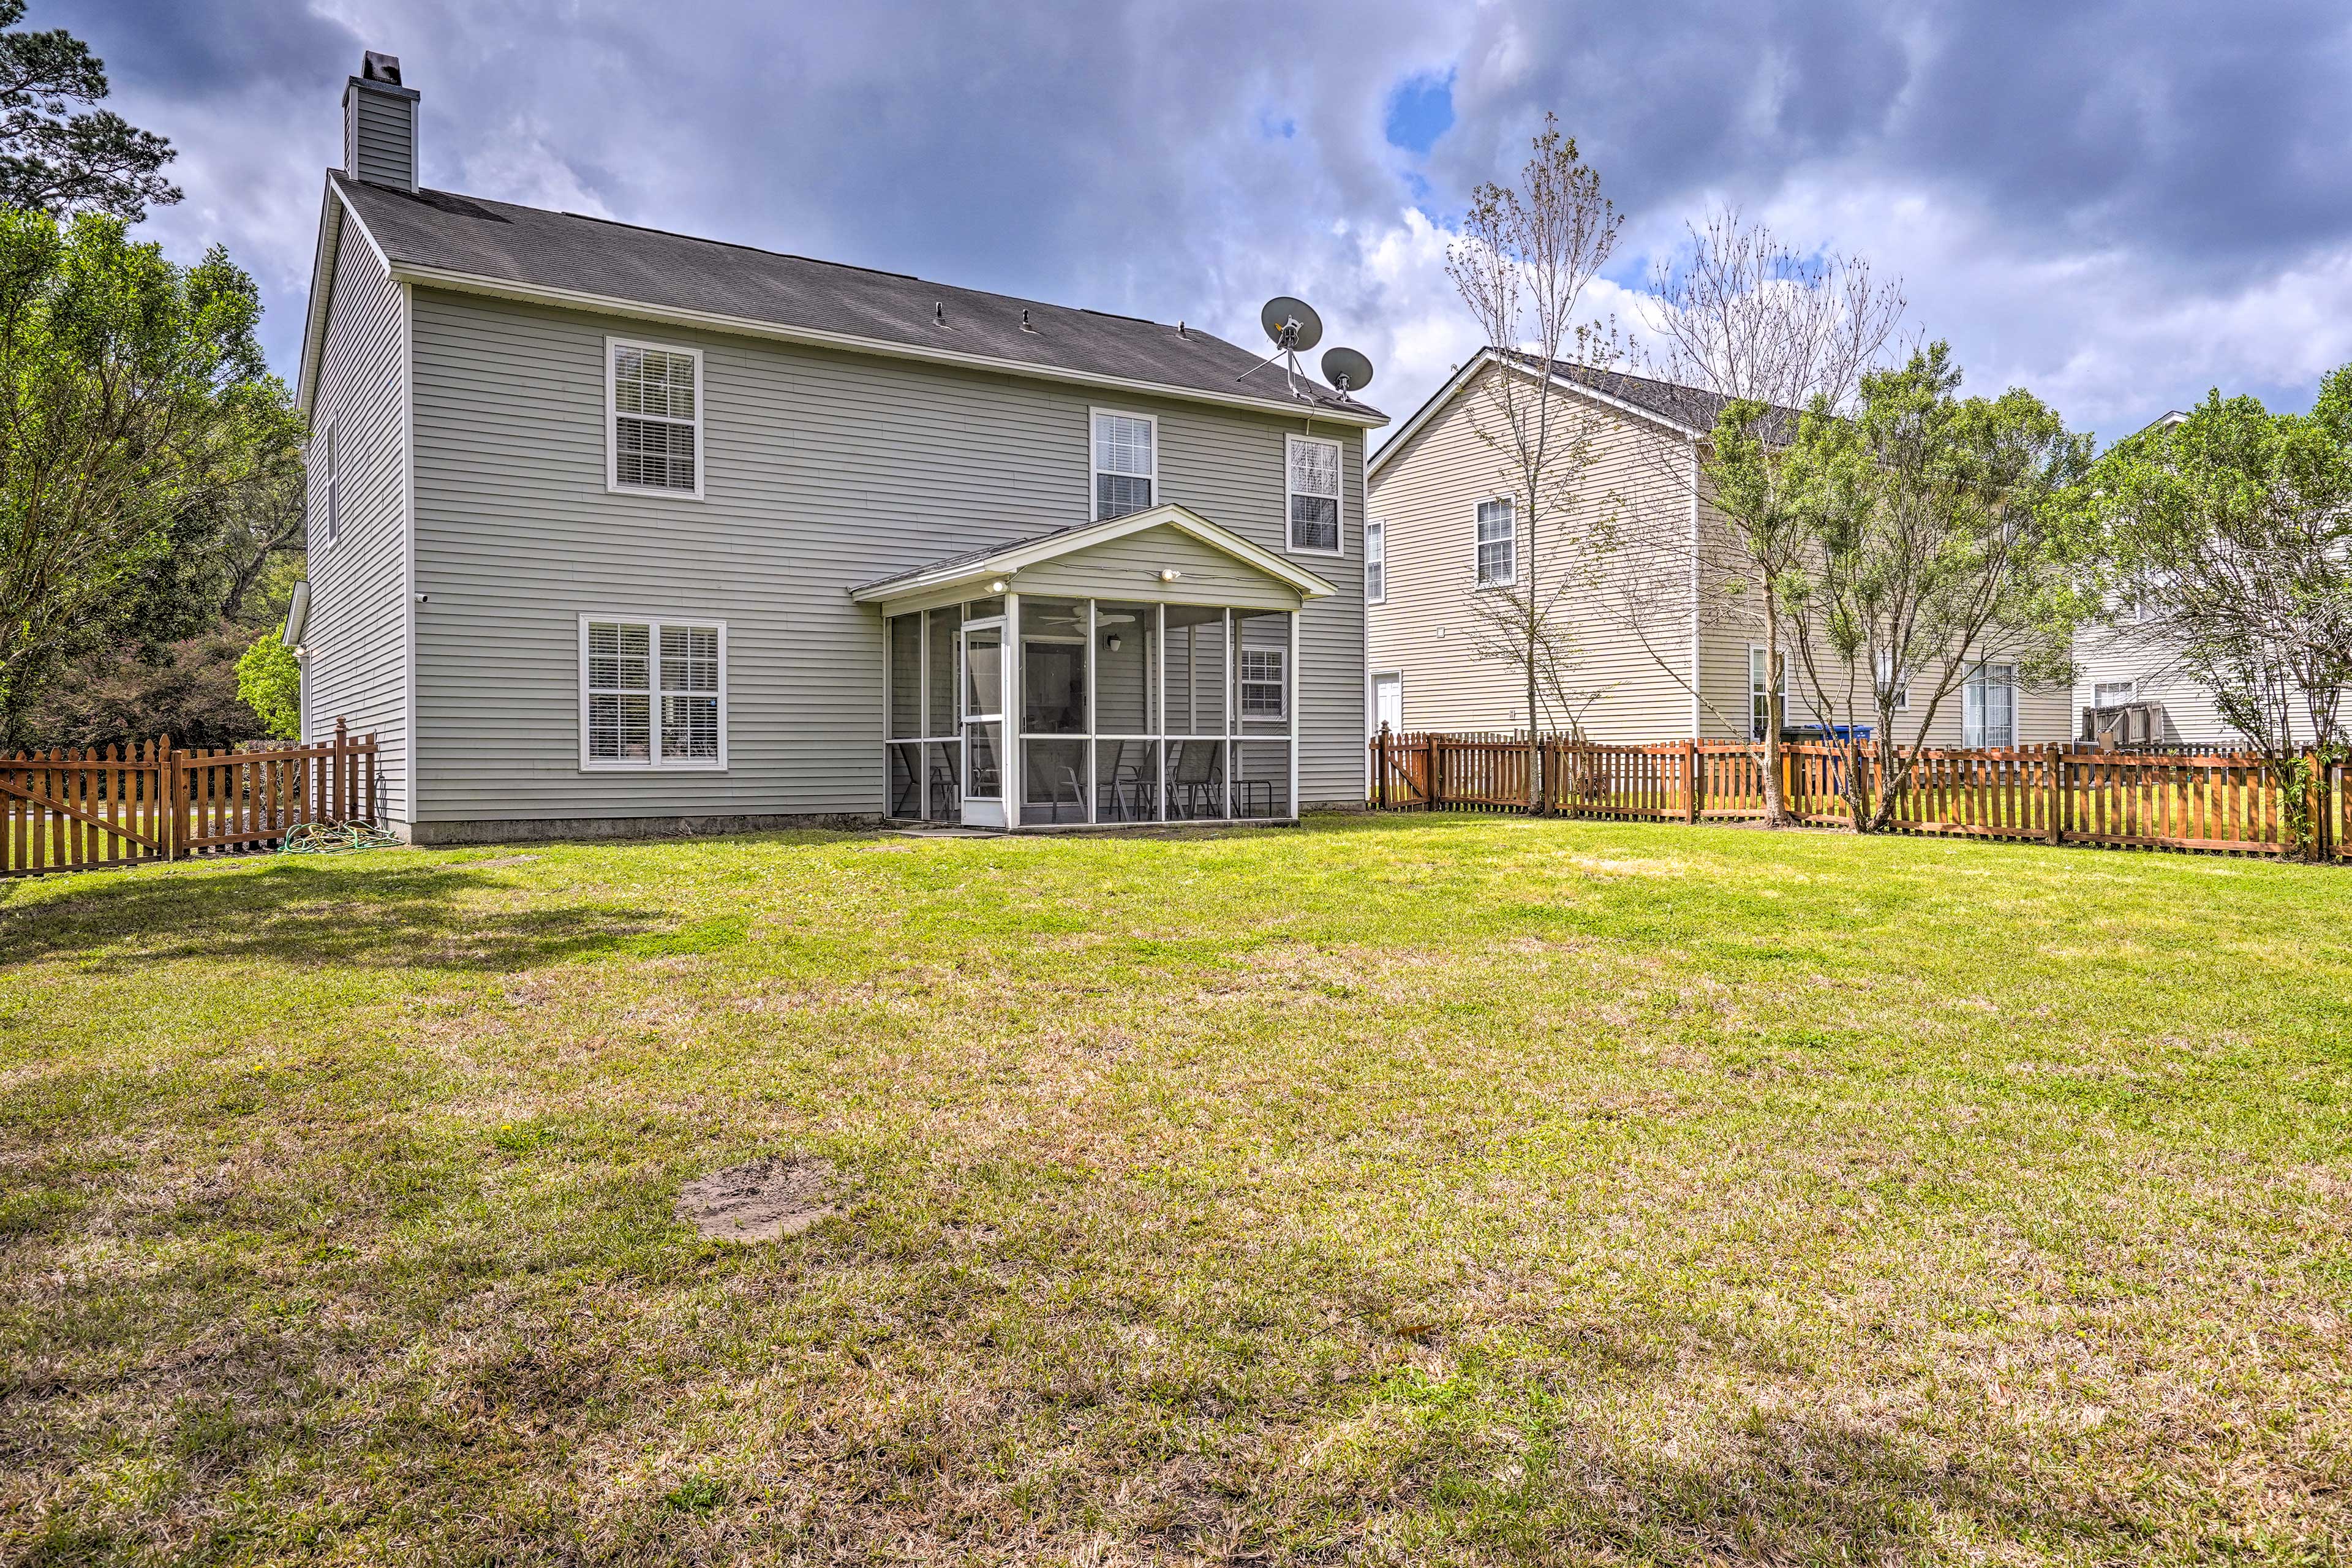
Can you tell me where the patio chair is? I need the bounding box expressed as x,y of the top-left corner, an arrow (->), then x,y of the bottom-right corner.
1106,739 -> 1156,821
890,741 -> 922,818
927,753 -> 959,819
1167,741 -> 1222,818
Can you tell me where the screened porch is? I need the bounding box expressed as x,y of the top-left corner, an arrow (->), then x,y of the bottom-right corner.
856,503 -> 1333,831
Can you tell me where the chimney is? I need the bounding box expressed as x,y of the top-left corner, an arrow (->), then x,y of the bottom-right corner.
341,50 -> 418,192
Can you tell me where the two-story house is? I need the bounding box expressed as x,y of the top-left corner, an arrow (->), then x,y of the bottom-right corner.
1365,352 -> 2071,747
288,54 -> 1385,842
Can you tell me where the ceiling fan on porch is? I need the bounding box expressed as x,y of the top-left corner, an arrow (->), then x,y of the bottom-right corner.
1235,297 -> 1376,403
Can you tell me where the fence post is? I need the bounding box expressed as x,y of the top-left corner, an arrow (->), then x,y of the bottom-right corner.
2046,743 -> 2064,846
2305,745 -> 2323,861
1684,739 -> 1698,823
1427,733 -> 1441,810
333,717 -> 349,822
160,736 -> 181,861
1376,724 -> 1390,810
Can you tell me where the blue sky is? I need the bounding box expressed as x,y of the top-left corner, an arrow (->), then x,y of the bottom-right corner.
69,1 -> 2352,444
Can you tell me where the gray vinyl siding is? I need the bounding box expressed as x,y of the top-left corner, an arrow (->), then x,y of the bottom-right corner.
302,217 -> 411,821
1011,525 -> 1302,611
344,88 -> 415,189
407,288 -> 1368,824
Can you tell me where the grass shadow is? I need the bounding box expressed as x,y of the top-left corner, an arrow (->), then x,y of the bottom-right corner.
0,859 -> 667,974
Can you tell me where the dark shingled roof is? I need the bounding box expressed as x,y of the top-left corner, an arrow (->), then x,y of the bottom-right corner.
331,173 -> 1384,423
1495,351 -> 1804,443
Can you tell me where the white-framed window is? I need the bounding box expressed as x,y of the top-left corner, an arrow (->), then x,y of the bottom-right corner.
1963,662 -> 2017,748
1239,647 -> 1286,719
1091,409 -> 1156,521
608,338 -> 703,497
1365,517 -> 1385,605
2094,679 -> 2138,707
315,419 -> 339,544
1286,434 -> 1343,555
1474,499 -> 1515,587
579,615 -> 726,769
1875,647 -> 1909,712
1749,644 -> 1774,741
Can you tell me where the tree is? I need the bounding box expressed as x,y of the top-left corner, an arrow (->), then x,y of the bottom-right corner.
1781,343 -> 2089,830
0,2 -> 178,221
0,207 -> 296,751
2074,372 -> 2352,858
1632,211 -> 1905,823
1444,114 -> 1623,807
236,629 -> 300,740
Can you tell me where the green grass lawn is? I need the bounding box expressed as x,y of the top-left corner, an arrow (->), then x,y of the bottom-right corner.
4,815 -> 2349,1565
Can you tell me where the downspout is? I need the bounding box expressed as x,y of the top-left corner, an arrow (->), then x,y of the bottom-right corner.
1687,436 -> 1702,740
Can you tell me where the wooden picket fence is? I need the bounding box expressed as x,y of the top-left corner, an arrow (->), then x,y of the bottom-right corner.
0,720 -> 380,878
1370,729 -> 2350,861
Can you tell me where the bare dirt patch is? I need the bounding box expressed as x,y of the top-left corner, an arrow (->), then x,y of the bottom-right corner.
676,1156 -> 839,1242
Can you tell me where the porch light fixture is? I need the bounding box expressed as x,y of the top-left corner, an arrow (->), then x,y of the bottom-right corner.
1159,568 -> 1182,583
987,578 -> 1008,593
1106,634 -> 1122,652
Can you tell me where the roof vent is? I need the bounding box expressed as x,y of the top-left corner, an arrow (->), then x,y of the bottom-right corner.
1020,309 -> 1033,332
933,301 -> 945,325
342,49 -> 419,193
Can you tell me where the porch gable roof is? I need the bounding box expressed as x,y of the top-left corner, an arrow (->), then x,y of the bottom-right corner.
847,503 -> 1338,606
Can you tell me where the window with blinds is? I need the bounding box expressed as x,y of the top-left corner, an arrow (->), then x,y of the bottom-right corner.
609,341 -> 702,494
583,617 -> 725,767
1365,517 -> 1385,604
1287,435 -> 1341,553
1475,499 -> 1515,587
1092,411 -> 1155,520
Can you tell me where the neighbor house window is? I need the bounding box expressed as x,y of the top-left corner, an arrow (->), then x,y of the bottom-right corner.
2094,679 -> 2138,707
1964,662 -> 2017,748
316,420 -> 339,543
1240,647 -> 1286,718
608,339 -> 703,496
1875,648 -> 1909,712
1475,499 -> 1515,587
581,616 -> 725,768
1751,645 -> 1773,741
1287,435 -> 1342,554
1092,410 -> 1156,520
1365,517 -> 1385,604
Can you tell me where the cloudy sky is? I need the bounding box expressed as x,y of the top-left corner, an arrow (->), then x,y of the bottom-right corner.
73,0 -> 2352,445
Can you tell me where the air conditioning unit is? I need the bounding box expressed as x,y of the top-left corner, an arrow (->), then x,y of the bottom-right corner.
2081,701 -> 2167,748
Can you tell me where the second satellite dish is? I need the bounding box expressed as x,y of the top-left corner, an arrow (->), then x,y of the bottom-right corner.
1321,347 -> 1374,396
1260,296 -> 1323,353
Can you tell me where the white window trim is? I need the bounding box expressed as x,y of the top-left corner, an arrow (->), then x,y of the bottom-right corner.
1239,646 -> 1287,720
1875,647 -> 1909,712
1286,433 -> 1345,557
2094,679 -> 2139,707
1964,661 -> 2018,748
316,418 -> 340,545
1365,516 -> 1386,605
1089,406 -> 1159,522
576,612 -> 729,771
1473,496 -> 1517,590
606,336 -> 706,501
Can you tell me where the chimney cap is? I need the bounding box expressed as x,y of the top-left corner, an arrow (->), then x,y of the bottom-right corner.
361,51 -> 402,85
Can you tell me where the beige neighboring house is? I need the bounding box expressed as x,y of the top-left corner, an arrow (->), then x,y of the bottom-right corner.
1365,351 -> 2073,747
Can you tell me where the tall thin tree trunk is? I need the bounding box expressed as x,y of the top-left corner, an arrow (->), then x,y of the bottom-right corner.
1762,587 -> 1787,825
1527,622 -> 1544,813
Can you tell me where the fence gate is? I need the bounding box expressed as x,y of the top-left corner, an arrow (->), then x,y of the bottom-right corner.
0,722 -> 380,878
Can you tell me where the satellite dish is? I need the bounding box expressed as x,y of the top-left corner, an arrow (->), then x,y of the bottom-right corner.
1260,296 -> 1323,353
1321,346 -> 1375,396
